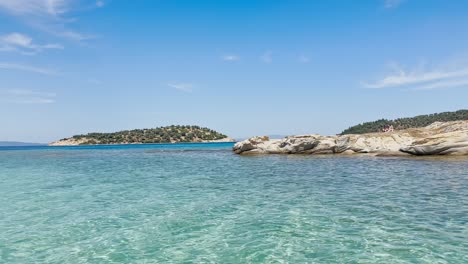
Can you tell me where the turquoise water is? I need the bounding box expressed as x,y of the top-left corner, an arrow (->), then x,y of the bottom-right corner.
1,143 -> 467,263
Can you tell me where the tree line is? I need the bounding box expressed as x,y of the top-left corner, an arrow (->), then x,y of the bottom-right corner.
340,109 -> 468,135
66,125 -> 228,145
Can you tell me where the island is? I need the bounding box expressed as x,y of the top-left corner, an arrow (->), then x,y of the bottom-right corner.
234,110 -> 468,156
50,125 -> 235,146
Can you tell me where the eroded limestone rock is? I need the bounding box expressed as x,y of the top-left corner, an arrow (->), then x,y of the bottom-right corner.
233,121 -> 468,156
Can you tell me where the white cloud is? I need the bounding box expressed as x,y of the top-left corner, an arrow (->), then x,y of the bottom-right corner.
222,55 -> 240,61
0,32 -> 63,55
384,0 -> 404,9
2,32 -> 32,47
413,78 -> 468,91
168,82 -> 193,93
364,61 -> 468,90
298,54 -> 310,63
261,50 -> 272,63
0,89 -> 56,104
58,30 -> 93,41
88,78 -> 102,84
0,0 -> 68,16
0,62 -> 57,75
0,0 -> 97,41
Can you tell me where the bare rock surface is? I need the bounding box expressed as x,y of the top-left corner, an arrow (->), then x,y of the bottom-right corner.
233,121 -> 468,156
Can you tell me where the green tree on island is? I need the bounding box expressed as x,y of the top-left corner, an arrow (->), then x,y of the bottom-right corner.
65,125 -> 228,145
341,109 -> 468,135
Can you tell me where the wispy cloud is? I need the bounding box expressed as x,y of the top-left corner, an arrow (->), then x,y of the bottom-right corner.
0,32 -> 63,55
222,54 -> 240,61
298,54 -> 310,63
0,89 -> 56,104
0,62 -> 57,75
364,62 -> 468,90
59,31 -> 94,41
87,78 -> 102,84
413,78 -> 468,91
96,1 -> 105,8
168,82 -> 193,93
384,0 -> 404,9
0,0 -> 97,41
261,50 -> 272,63
0,0 -> 68,16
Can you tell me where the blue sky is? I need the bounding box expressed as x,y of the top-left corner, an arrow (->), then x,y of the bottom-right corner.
1,0 -> 468,142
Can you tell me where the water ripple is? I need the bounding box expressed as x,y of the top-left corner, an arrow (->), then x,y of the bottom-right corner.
0,146 -> 467,263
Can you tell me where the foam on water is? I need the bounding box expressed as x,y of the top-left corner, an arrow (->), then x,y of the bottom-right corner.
0,144 -> 467,263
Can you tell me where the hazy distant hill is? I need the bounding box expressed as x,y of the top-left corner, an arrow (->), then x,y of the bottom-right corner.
341,109 -> 468,135
50,125 -> 233,146
0,141 -> 44,147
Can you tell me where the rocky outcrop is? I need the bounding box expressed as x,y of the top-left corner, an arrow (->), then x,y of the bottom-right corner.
49,138 -> 90,146
233,121 -> 468,156
202,137 -> 237,143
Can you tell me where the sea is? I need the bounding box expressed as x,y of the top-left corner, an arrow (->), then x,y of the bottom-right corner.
0,143 -> 467,263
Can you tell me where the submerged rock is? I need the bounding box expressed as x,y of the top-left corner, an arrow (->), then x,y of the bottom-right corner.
233,121 -> 468,156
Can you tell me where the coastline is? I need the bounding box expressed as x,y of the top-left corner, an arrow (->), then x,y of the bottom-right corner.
48,137 -> 237,147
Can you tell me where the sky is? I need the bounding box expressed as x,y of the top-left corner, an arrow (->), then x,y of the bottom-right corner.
1,0 -> 468,143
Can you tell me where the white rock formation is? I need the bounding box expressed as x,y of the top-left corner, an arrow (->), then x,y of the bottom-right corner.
233,121 -> 468,156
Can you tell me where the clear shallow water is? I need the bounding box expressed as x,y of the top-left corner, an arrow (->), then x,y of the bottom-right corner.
0,143 -> 467,263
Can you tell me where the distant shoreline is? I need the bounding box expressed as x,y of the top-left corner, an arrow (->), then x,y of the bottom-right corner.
0,141 -> 46,147
48,140 -> 237,147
